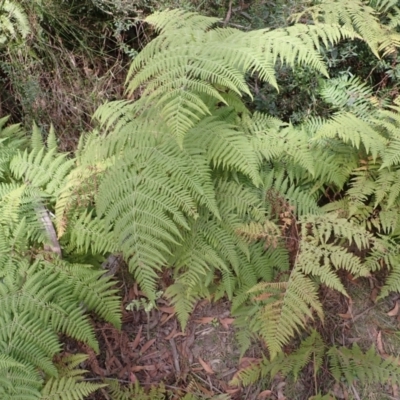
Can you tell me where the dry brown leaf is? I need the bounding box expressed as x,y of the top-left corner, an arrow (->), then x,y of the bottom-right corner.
160,314 -> 169,324
129,372 -> 137,383
257,389 -> 273,399
338,313 -> 353,320
173,331 -> 186,338
129,326 -> 142,350
376,331 -> 388,357
165,328 -> 177,341
276,382 -> 286,400
225,387 -> 241,395
392,382 -> 399,397
219,317 -> 235,329
370,287 -> 379,303
254,292 -> 274,301
159,306 -> 175,314
198,356 -> 214,375
197,383 -> 214,396
160,312 -> 175,326
196,299 -> 209,308
141,339 -> 156,354
131,364 -> 156,372
338,299 -> 353,320
128,286 -> 135,301
332,382 -> 348,399
239,357 -> 261,369
140,351 -> 160,361
195,317 -> 215,324
388,301 -> 400,317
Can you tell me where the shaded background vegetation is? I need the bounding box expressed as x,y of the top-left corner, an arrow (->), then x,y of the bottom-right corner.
2,0 -> 399,149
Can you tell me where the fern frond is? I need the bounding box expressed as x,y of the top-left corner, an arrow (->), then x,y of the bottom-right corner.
249,269 -> 323,359
320,75 -> 379,120
292,0 -> 390,57
145,9 -> 220,33
187,116 -> 261,185
10,147 -> 74,197
328,344 -> 400,386
117,10 -> 356,143
41,377 -> 104,400
233,330 -> 325,386
0,0 -> 30,45
65,210 -> 117,255
312,112 -> 387,160
107,380 -> 167,400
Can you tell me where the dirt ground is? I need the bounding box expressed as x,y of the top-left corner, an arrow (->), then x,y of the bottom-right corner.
72,268 -> 400,400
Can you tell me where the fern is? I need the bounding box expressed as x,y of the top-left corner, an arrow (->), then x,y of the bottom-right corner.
319,75 -> 380,120
245,213 -> 373,358
107,379 -> 230,399
0,0 -> 30,46
94,10 -> 357,144
292,0 -> 400,57
328,344 -> 400,386
232,330 -> 325,386
41,355 -> 105,400
0,124 -> 121,399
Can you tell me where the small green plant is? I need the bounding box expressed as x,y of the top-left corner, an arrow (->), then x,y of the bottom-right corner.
126,291 -> 163,338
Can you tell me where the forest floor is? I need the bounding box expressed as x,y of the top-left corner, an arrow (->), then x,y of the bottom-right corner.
72,264 -> 400,400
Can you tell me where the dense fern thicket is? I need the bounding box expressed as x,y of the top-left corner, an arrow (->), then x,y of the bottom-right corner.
3,0 -> 400,399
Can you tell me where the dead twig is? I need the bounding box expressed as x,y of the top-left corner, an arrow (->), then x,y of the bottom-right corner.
190,371 -> 224,394
223,0 -> 233,27
169,338 -> 181,375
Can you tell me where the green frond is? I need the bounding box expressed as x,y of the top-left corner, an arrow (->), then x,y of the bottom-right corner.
107,380 -> 167,400
292,0 -> 388,57
119,10 -> 356,143
144,9 -> 220,34
55,160 -> 109,238
262,167 -> 320,216
41,377 -> 105,400
249,269 -> 323,359
0,354 -> 42,399
372,0 -> 398,13
312,112 -> 387,160
108,377 -> 230,399
328,344 -> 400,386
188,117 -> 261,185
64,210 -> 117,255
10,147 -> 75,197
47,259 -> 122,329
320,75 -> 379,120
0,0 -> 30,46
387,6 -> 400,29
233,330 -> 325,386
46,125 -> 58,152
301,213 -> 373,251
31,123 -> 45,156
165,281 -> 203,330
371,236 -> 400,298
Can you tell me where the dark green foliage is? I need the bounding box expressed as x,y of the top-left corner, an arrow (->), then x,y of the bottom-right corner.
0,123 -> 121,398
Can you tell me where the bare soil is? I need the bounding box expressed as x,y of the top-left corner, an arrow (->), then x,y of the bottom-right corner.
66,268 -> 400,400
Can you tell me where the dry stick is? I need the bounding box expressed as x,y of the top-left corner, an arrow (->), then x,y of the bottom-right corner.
169,338 -> 181,375
351,384 -> 361,400
190,371 -> 224,395
37,204 -> 62,258
223,0 -> 233,27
